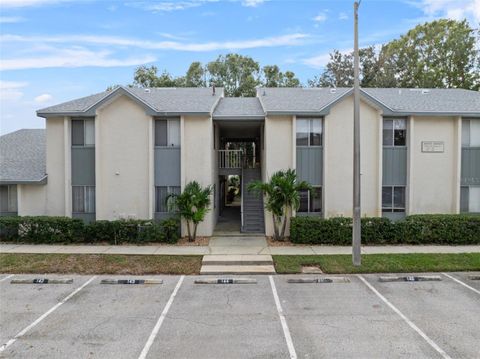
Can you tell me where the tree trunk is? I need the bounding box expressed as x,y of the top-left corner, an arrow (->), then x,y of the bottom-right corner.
280,206 -> 289,240
186,220 -> 192,242
192,222 -> 198,242
272,213 -> 280,241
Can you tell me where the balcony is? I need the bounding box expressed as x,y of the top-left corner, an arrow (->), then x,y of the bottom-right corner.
218,149 -> 243,169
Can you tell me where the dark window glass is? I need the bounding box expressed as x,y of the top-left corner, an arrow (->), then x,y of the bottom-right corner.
310,119 -> 322,146
394,129 -> 406,146
155,120 -> 167,146
393,187 -> 405,210
460,187 -> 469,213
0,186 -> 8,212
72,186 -> 85,213
72,120 -> 84,146
298,189 -> 308,212
310,187 -> 322,212
382,119 -> 393,146
156,186 -> 180,213
382,186 -> 393,210
296,119 -> 309,146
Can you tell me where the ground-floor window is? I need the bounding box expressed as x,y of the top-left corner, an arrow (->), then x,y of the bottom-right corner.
461,186 -> 480,213
298,187 -> 322,213
0,185 -> 17,213
72,186 -> 95,213
382,186 -> 406,213
155,186 -> 180,213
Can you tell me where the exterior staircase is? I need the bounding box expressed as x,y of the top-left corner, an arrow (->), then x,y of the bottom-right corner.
241,168 -> 265,233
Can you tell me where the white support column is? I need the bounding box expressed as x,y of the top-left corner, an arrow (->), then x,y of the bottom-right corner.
16,184 -> 23,216
148,117 -> 154,219
453,116 -> 462,213
64,116 -> 72,217
180,115 -> 186,237
94,113 -> 101,219
323,114 -> 328,218
406,115 -> 414,215
377,110 -> 383,217
291,116 -> 297,218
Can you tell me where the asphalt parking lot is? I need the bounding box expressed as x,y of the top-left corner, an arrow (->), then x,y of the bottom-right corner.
0,272 -> 479,359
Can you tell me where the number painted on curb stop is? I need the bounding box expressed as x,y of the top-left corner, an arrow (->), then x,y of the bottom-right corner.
33,279 -> 48,284
405,276 -> 416,282
217,279 -> 234,284
118,280 -> 145,285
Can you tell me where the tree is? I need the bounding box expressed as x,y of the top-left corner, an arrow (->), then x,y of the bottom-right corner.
248,169 -> 311,241
167,181 -> 212,242
263,65 -> 301,87
133,65 -> 184,87
207,53 -> 260,97
185,61 -> 206,87
384,19 -> 479,90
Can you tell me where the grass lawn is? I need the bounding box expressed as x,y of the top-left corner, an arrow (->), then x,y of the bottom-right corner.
273,253 -> 480,274
0,254 -> 202,275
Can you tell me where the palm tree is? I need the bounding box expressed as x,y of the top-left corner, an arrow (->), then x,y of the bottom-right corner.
248,169 -> 311,241
168,181 -> 212,242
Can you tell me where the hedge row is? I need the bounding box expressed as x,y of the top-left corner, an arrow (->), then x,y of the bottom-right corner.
290,214 -> 480,245
0,216 -> 180,244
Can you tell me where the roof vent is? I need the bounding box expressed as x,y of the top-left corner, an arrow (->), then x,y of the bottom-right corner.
330,88 -> 337,94
144,88 -> 151,93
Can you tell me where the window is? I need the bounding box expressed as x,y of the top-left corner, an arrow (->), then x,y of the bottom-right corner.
461,186 -> 480,213
382,186 -> 405,212
72,186 -> 95,213
296,118 -> 322,147
0,185 -> 17,213
155,119 -> 180,147
72,119 -> 94,146
462,119 -> 480,147
298,187 -> 322,213
383,118 -> 406,146
155,186 -> 180,213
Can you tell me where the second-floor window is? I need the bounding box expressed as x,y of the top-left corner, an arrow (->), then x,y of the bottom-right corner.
72,119 -> 95,146
462,119 -> 480,147
296,118 -> 322,147
155,119 -> 180,147
383,118 -> 406,147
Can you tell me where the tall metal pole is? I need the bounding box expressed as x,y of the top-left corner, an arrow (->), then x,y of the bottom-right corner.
352,0 -> 361,266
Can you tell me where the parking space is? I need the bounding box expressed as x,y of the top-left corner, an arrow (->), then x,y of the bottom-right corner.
146,275 -> 289,359
0,272 -> 479,358
363,273 -> 480,359
274,275 -> 439,358
443,271 -> 480,292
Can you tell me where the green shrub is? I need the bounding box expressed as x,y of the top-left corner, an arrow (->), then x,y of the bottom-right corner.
0,216 -> 84,243
0,216 -> 180,244
290,214 -> 480,245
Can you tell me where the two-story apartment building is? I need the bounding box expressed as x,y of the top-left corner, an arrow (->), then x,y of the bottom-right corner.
1,86 -> 479,237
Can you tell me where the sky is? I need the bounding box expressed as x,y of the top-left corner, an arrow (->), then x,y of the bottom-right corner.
0,0 -> 479,135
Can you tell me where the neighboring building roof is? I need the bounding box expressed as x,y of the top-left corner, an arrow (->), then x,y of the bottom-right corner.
213,97 -> 264,119
37,86 -> 223,117
362,88 -> 480,116
0,129 -> 47,184
257,87 -> 352,115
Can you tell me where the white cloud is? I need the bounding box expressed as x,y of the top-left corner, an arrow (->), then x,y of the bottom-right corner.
0,16 -> 25,23
1,33 -> 310,52
0,80 -> 28,100
338,12 -> 348,20
242,0 -> 266,7
410,0 -> 480,24
34,93 -> 53,103
313,12 -> 327,22
0,47 -> 156,70
0,0 -> 69,7
302,48 -> 352,69
128,0 -> 219,12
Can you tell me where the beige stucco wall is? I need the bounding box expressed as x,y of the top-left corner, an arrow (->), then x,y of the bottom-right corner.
182,115 -> 215,236
18,184 -> 47,216
95,95 -> 151,220
324,95 -> 381,218
45,117 -> 67,215
264,115 -> 294,236
409,116 -> 458,214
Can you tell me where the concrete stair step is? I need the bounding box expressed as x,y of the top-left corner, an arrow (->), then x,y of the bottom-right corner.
200,264 -> 276,275
202,254 -> 273,266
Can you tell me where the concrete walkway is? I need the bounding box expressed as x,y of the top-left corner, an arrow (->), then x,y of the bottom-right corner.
1,242 -> 479,256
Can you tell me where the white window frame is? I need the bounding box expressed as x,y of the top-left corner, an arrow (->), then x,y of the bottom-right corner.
71,118 -> 95,147
155,118 -> 180,148
72,185 -> 95,214
383,118 -> 407,147
296,118 -> 323,147
298,186 -> 322,214
0,185 -> 18,213
155,186 -> 180,213
382,186 -> 406,213
461,185 -> 480,213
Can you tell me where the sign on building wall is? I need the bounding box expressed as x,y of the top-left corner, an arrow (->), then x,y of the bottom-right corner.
421,141 -> 444,153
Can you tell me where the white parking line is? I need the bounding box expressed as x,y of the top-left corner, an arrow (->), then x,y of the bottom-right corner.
269,276 -> 297,359
0,275 -> 96,353
138,275 -> 185,359
357,275 -> 452,359
0,274 -> 14,282
442,273 -> 480,295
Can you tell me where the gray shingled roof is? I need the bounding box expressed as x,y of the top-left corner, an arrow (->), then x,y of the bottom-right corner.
362,88 -> 480,114
257,87 -> 352,115
37,86 -> 223,116
0,129 -> 46,183
213,97 -> 264,118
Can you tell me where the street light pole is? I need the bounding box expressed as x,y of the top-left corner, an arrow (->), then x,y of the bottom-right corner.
352,0 -> 361,266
